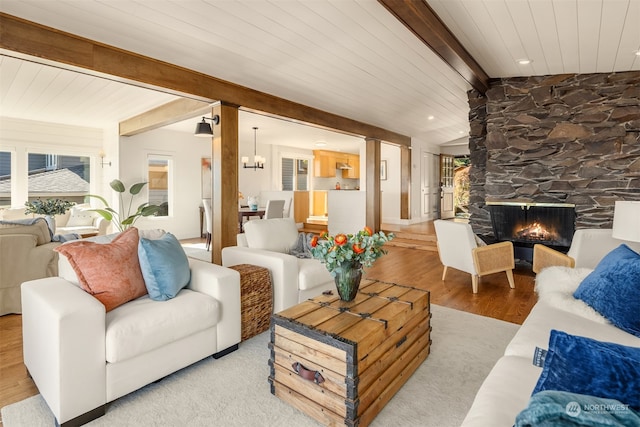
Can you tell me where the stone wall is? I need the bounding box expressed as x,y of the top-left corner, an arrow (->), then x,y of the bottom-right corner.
468,71 -> 640,236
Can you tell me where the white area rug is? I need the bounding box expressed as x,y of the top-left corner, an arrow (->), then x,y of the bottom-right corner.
2,305 -> 519,427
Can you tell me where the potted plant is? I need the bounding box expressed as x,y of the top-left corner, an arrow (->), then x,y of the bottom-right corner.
310,226 -> 394,301
87,179 -> 161,232
24,198 -> 76,232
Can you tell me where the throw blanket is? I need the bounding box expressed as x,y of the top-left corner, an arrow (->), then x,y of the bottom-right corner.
515,390 -> 640,427
290,232 -> 316,259
0,218 -> 80,243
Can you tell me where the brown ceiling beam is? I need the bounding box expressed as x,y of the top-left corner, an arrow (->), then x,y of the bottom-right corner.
378,0 -> 489,94
119,98 -> 211,136
0,12 -> 411,146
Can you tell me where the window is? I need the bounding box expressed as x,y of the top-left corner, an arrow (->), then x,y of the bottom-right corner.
0,151 -> 11,207
282,157 -> 309,191
27,152 -> 90,204
148,156 -> 170,216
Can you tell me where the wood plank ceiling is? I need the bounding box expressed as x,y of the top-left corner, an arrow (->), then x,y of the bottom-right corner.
1,0 -> 638,150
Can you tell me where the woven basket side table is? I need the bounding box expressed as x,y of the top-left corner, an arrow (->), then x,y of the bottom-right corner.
229,264 -> 273,341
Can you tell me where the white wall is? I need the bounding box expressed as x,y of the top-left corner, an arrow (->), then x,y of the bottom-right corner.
0,117 -> 106,206
380,143 -> 401,223
119,128 -> 210,239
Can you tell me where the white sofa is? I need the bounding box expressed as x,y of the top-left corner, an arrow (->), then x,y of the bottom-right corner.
0,204 -> 110,236
221,218 -> 334,313
462,229 -> 640,426
21,231 -> 242,426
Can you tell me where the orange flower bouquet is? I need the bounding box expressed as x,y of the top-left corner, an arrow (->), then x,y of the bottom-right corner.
310,227 -> 394,301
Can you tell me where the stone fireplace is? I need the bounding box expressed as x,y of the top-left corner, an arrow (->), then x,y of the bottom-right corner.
487,202 -> 576,262
467,71 -> 640,239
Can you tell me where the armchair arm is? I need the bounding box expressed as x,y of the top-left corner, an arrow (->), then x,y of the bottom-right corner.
472,241 -> 515,276
94,217 -> 111,235
187,259 -> 241,351
21,277 -> 106,424
532,244 -> 575,274
222,246 -> 299,313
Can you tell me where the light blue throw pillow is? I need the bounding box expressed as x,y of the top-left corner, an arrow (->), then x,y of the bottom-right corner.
138,232 -> 191,301
573,244 -> 640,337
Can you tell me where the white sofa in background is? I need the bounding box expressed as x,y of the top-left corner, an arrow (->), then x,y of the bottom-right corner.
462,229 -> 640,426
21,231 -> 242,426
0,204 -> 110,236
221,218 -> 334,313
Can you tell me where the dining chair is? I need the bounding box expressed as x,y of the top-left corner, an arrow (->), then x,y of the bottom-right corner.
264,200 -> 285,219
202,199 -> 213,251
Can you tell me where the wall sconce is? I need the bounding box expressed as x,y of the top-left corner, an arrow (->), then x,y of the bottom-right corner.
99,150 -> 111,168
194,115 -> 220,137
242,127 -> 265,170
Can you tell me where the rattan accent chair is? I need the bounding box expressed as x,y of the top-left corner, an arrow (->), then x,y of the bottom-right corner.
434,219 -> 515,293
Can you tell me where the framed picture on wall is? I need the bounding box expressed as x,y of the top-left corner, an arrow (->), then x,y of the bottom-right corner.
201,157 -> 212,199
380,160 -> 388,180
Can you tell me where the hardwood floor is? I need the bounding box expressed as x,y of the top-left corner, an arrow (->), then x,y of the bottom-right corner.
0,220 -> 537,419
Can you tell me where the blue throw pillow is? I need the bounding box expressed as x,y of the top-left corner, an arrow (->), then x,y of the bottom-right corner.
138,232 -> 191,301
573,244 -> 640,337
532,330 -> 640,411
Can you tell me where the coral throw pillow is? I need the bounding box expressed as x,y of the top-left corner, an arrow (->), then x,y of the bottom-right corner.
55,227 -> 147,311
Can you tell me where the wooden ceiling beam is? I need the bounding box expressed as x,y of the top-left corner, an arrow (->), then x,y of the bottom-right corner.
119,98 -> 211,136
0,12 -> 411,146
378,0 -> 489,94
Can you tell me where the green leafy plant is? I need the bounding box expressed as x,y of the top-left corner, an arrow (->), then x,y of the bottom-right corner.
24,198 -> 75,216
310,226 -> 394,275
87,179 -> 161,232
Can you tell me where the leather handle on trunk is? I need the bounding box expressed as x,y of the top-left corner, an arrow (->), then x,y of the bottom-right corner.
292,362 -> 325,384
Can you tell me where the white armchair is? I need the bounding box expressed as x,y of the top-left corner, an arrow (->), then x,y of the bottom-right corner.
533,228 -> 640,273
21,231 -> 241,426
222,218 -> 334,313
434,219 -> 515,293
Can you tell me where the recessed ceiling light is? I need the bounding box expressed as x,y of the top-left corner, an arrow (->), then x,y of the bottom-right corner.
315,141 -> 326,147
517,59 -> 532,65
427,115 -> 435,120
635,49 -> 640,56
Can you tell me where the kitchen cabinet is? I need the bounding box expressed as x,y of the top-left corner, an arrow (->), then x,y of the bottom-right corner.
313,150 -> 336,177
312,190 -> 328,217
293,191 -> 309,223
341,154 -> 359,179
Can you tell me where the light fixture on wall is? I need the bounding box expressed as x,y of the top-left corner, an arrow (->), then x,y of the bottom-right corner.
99,150 -> 111,168
242,127 -> 265,170
194,115 -> 220,137
612,200 -> 640,243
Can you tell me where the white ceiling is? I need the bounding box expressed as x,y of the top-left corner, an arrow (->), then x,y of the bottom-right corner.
1,0 -> 638,152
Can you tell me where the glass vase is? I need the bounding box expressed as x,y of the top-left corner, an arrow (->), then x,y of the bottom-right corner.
333,262 -> 363,302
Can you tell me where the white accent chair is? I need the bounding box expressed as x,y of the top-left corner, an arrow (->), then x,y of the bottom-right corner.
21,231 -> 242,426
533,228 -> 640,273
264,199 -> 285,219
434,219 -> 515,293
222,218 -> 335,313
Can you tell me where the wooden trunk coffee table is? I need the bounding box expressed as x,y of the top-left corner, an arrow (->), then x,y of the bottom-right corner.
269,279 -> 431,427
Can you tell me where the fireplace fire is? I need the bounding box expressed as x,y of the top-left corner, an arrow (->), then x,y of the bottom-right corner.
487,202 -> 576,262
515,221 -> 556,241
